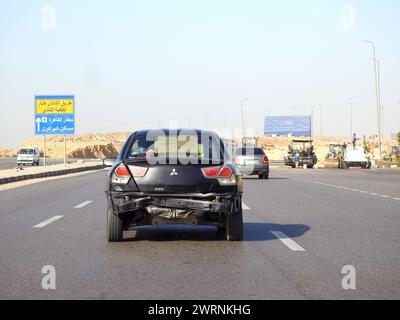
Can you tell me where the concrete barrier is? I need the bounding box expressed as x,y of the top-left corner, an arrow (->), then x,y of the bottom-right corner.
0,164 -> 105,185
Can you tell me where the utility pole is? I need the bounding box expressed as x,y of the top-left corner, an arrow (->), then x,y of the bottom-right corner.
375,59 -> 383,140
64,135 -> 66,167
43,135 -> 46,167
318,104 -> 323,136
240,98 -> 248,138
363,40 -> 382,160
380,100 -> 384,139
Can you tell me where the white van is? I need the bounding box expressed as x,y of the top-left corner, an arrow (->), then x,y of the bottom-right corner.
17,147 -> 40,166
339,147 -> 371,169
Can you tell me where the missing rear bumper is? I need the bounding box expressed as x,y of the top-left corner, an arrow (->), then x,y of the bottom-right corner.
108,192 -> 236,215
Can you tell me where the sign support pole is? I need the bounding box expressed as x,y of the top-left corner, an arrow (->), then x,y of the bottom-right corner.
43,135 -> 46,167
64,135 -> 67,167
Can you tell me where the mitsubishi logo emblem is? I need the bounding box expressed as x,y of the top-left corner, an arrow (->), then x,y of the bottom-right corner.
170,168 -> 178,176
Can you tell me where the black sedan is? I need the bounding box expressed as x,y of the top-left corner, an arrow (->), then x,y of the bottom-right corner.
104,129 -> 244,242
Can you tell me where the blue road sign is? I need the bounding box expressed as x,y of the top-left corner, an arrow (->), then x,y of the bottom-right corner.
35,95 -> 75,135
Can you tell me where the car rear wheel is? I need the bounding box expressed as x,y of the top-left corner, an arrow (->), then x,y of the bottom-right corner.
107,198 -> 123,242
261,173 -> 269,179
225,203 -> 243,241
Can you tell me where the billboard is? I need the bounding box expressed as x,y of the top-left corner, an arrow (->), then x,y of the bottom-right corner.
264,116 -> 311,137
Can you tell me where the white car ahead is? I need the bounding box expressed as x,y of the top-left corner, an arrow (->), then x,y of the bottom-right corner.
17,147 -> 40,166
339,147 -> 371,169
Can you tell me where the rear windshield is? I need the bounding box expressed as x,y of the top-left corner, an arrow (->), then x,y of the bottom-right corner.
19,149 -> 34,154
126,131 -> 225,164
235,148 -> 265,156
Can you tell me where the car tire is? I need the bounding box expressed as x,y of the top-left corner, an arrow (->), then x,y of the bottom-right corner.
107,198 -> 123,242
258,174 -> 263,179
263,173 -> 269,179
225,203 -> 243,241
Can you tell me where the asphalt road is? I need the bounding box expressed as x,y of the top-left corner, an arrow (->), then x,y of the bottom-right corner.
0,157 -> 98,170
0,167 -> 399,299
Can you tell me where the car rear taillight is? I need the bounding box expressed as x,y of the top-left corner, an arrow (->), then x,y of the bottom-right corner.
112,164 -> 131,184
115,166 -> 130,177
128,165 -> 148,177
263,156 -> 269,164
112,164 -> 148,184
218,166 -> 233,177
201,166 -> 236,185
201,167 -> 220,177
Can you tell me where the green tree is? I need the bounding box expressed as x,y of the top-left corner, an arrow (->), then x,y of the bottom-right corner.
398,131 -> 400,145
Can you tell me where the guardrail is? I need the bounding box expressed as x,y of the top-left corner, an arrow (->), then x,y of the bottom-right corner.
0,164 -> 105,185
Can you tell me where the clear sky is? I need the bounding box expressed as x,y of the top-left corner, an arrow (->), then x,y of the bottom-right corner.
1,0 -> 399,147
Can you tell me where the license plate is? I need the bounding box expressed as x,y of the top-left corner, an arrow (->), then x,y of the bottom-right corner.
245,160 -> 257,165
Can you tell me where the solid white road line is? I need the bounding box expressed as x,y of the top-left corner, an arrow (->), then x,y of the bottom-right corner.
393,198 -> 400,201
33,215 -> 64,228
242,202 -> 251,210
74,200 -> 93,209
271,231 -> 305,252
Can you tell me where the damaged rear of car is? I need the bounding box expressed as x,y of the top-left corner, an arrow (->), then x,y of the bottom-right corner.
104,129 -> 244,242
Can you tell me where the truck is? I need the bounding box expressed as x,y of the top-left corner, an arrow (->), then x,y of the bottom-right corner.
284,139 -> 317,168
338,147 -> 371,169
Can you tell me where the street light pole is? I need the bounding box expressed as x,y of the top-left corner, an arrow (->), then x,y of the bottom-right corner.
240,98 -> 248,138
203,115 -> 208,130
311,105 -> 315,137
363,40 -> 382,160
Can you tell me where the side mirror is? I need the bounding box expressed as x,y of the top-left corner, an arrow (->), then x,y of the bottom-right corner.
103,158 -> 117,167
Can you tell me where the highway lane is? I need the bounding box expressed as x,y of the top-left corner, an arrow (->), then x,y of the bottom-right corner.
0,168 -> 399,299
0,157 -> 98,170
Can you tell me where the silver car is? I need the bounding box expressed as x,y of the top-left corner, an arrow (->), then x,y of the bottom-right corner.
233,147 -> 269,179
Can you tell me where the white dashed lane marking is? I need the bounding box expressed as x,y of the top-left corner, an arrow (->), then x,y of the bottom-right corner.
271,231 -> 306,252
74,200 -> 93,209
239,203 -> 306,252
296,178 -> 399,201
33,215 -> 64,228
